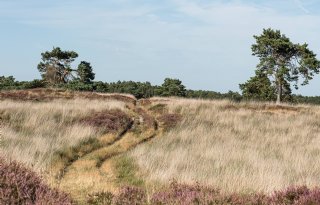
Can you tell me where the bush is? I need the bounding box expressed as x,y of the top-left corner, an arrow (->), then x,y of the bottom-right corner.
151,181 -> 221,205
157,113 -> 181,131
81,109 -> 132,133
0,157 -> 73,205
114,186 -> 147,205
84,182 -> 320,205
268,186 -> 320,205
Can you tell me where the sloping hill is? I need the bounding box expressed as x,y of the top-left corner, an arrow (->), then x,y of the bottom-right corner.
131,99 -> 320,194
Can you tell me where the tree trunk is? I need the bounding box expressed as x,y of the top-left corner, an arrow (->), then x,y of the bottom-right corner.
276,81 -> 282,104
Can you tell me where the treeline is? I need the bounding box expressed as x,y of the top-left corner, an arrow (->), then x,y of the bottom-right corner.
0,75 -> 242,101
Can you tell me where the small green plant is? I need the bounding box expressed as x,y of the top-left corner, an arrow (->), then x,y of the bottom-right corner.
114,155 -> 144,187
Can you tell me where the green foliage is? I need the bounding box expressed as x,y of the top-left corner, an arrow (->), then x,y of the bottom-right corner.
77,61 -> 95,83
252,28 -> 320,103
0,76 -> 45,90
186,89 -> 242,102
19,79 -> 46,89
293,95 -> 320,104
161,78 -> 186,97
114,155 -> 144,187
37,47 -> 79,84
107,81 -> 154,99
0,76 -> 16,86
240,70 -> 276,101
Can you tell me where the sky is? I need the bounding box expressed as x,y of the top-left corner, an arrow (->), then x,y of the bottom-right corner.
1,0 -> 320,95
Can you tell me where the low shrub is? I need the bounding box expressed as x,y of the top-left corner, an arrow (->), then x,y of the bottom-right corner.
268,186 -> 320,205
157,113 -> 181,131
86,182 -> 320,205
114,186 -> 147,205
81,109 -> 132,133
0,157 -> 73,205
151,181 -> 221,205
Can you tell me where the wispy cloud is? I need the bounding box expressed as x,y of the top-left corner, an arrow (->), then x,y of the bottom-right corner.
293,0 -> 310,13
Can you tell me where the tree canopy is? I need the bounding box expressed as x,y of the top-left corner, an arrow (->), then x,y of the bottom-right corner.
161,78 -> 186,97
240,70 -> 276,101
251,28 -> 320,103
37,47 -> 79,84
77,61 -> 95,83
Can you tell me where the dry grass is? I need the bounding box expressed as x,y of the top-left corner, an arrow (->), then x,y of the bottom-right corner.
0,88 -> 137,105
4,92 -> 320,201
131,98 -> 320,194
0,99 -> 127,172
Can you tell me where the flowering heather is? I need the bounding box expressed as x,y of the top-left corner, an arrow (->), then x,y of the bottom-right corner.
151,181 -> 220,205
157,113 -> 181,130
85,182 -> 320,205
114,186 -> 147,205
80,109 -> 132,133
268,186 -> 320,205
0,157 -> 73,205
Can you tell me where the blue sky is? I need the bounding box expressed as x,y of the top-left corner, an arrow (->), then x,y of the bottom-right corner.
1,0 -> 320,95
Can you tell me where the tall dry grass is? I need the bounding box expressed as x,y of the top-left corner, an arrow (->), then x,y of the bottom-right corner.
0,99 -> 127,172
131,99 -> 320,193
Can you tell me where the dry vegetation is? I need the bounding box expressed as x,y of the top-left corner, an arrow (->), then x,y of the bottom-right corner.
0,88 -> 136,104
0,98 -> 127,172
3,90 -> 320,204
131,98 -> 320,194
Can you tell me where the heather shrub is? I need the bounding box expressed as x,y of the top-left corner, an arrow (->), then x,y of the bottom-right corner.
269,186 -> 310,204
224,193 -> 268,205
268,186 -> 320,205
294,188 -> 320,205
157,113 -> 181,131
0,157 -> 73,205
82,183 -> 320,205
81,109 -> 132,133
151,181 -> 221,205
114,186 -> 147,205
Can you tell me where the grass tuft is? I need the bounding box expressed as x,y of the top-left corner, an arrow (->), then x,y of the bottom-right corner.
114,155 -> 145,187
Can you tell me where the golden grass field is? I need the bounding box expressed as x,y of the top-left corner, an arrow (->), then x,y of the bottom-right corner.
0,99 -> 127,172
131,98 -> 320,194
2,91 -> 320,203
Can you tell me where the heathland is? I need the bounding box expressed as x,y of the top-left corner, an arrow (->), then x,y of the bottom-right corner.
2,89 -> 320,204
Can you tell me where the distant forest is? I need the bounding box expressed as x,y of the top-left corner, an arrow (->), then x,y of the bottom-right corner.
1,75 -> 320,105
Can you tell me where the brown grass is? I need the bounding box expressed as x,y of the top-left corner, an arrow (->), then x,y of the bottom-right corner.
131,99 -> 320,194
0,88 -> 137,104
4,93 -> 320,201
0,99 -> 127,172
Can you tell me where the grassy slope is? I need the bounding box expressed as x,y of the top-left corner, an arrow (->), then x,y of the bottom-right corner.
3,89 -> 320,203
0,99 -> 128,172
0,89 -> 168,203
131,98 -> 320,194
